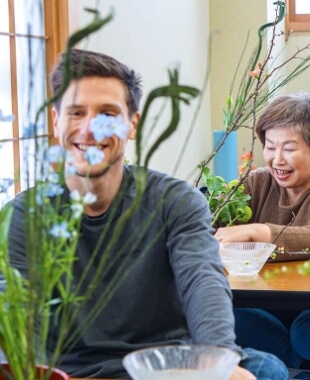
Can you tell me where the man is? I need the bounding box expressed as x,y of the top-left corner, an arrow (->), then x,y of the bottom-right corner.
8,49 -> 289,379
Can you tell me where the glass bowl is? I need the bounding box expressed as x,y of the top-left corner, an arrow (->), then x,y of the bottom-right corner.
123,344 -> 240,380
219,242 -> 276,277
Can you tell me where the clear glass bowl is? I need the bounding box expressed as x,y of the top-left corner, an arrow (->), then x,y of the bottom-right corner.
123,345 -> 240,380
220,242 -> 276,277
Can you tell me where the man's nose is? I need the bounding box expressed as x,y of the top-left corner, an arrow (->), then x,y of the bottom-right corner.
80,115 -> 95,136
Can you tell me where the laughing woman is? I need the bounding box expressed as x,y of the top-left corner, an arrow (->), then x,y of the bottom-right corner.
215,92 -> 310,369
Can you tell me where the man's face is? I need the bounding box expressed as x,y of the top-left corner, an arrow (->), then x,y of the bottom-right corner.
263,126 -> 310,193
52,76 -> 139,178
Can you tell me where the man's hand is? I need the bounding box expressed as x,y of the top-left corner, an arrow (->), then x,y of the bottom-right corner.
214,224 -> 271,243
229,365 -> 256,380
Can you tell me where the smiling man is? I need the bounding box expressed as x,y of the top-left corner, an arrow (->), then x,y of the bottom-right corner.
8,48 -> 289,380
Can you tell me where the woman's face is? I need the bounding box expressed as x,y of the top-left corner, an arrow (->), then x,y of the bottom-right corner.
263,126 -> 310,193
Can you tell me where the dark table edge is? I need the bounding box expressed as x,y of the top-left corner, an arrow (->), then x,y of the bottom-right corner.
232,289 -> 310,310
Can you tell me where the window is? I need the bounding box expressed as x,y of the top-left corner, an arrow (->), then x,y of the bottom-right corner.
0,0 -> 68,203
286,0 -> 310,38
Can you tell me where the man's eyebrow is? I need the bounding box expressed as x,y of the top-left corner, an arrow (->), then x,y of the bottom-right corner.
98,103 -> 122,111
65,104 -> 84,110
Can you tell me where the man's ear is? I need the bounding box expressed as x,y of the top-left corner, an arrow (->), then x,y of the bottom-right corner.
128,112 -> 140,140
51,107 -> 59,138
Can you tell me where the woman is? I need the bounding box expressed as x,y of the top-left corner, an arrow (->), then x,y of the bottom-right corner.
215,92 -> 310,368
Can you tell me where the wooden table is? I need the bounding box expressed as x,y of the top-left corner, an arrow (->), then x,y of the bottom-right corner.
228,260 -> 310,310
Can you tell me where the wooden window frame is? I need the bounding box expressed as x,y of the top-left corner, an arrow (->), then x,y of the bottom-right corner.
6,0 -> 69,194
285,0 -> 310,39
44,0 -> 69,147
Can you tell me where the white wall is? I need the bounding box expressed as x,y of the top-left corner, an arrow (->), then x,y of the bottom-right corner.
68,1 -> 310,181
69,0 -> 210,183
210,0 -> 266,168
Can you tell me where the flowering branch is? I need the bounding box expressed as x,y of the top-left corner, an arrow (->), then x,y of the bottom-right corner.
195,0 -> 310,191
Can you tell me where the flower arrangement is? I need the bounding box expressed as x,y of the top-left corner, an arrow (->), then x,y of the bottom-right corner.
195,0 -> 310,228
0,7 -> 199,380
199,168 -> 252,228
199,151 -> 256,227
196,0 -> 309,174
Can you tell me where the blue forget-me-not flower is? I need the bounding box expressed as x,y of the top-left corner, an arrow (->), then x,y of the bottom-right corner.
85,146 -> 104,165
50,222 -> 71,238
89,114 -> 129,141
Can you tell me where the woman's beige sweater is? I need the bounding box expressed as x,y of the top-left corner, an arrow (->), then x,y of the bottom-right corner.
245,168 -> 310,262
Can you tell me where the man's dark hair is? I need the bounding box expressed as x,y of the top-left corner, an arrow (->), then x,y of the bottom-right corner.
49,48 -> 143,116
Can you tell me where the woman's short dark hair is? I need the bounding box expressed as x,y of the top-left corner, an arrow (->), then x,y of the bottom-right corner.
255,92 -> 310,146
49,48 -> 142,116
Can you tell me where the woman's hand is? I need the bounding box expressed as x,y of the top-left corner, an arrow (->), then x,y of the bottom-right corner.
229,365 -> 256,380
214,224 -> 272,243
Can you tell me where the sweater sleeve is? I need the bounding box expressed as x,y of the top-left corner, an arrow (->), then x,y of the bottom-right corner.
164,181 -> 242,357
245,169 -> 310,262
7,193 -> 28,277
266,224 -> 310,262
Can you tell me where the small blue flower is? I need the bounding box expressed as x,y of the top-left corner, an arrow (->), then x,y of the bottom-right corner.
70,189 -> 81,202
47,172 -> 60,184
46,145 -> 65,163
45,183 -> 64,197
66,164 -> 76,176
70,203 -> 84,219
89,114 -> 129,141
83,192 -> 97,205
90,114 -> 113,141
50,222 -> 71,238
109,115 -> 129,139
84,146 -> 104,165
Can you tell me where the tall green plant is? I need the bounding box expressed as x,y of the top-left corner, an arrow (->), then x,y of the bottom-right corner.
0,7 -> 199,380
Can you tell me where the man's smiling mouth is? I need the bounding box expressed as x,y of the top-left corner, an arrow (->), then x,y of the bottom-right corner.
74,143 -> 106,151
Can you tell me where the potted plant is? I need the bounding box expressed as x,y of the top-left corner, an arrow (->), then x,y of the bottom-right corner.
0,7 -> 199,380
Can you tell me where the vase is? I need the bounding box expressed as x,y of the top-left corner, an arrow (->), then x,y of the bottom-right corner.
0,363 -> 70,380
213,130 -> 238,182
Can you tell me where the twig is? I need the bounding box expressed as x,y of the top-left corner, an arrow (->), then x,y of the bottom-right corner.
272,212 -> 296,245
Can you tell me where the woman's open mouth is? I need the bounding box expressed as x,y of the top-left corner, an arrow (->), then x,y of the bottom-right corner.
274,168 -> 293,179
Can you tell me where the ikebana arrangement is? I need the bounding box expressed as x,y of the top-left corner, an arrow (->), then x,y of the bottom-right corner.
197,0 -> 310,233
